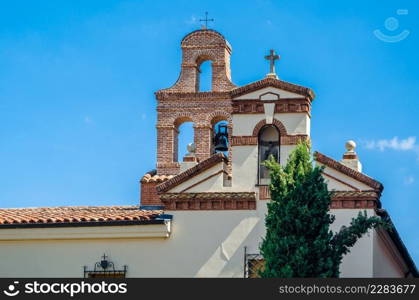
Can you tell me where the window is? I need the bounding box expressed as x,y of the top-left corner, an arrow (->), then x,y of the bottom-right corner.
258,125 -> 280,185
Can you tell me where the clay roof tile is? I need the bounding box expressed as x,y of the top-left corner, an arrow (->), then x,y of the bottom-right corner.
0,206 -> 163,228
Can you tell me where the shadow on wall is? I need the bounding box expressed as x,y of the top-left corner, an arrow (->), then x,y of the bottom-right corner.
194,216 -> 261,277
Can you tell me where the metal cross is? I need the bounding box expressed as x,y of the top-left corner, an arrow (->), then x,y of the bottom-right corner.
199,12 -> 214,29
265,49 -> 280,74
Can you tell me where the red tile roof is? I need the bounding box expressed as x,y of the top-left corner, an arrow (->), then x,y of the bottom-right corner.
141,173 -> 174,183
0,206 -> 163,228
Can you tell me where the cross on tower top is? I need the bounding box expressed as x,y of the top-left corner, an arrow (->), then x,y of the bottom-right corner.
265,49 -> 280,78
199,12 -> 214,29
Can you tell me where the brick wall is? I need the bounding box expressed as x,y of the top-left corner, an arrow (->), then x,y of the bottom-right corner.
140,182 -> 161,206
154,29 -> 236,175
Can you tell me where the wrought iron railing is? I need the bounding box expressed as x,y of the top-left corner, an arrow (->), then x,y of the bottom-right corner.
83,254 -> 127,278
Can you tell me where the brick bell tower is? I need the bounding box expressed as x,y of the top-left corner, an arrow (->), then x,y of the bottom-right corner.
141,28 -> 315,207
140,28 -> 236,206
154,29 -> 236,175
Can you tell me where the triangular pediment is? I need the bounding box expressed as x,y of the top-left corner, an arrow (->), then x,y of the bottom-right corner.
231,77 -> 315,100
156,153 -> 229,193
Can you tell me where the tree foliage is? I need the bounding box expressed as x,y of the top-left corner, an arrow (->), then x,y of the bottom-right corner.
259,142 -> 387,277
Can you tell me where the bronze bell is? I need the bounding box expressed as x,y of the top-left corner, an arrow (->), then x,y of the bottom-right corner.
213,124 -> 229,152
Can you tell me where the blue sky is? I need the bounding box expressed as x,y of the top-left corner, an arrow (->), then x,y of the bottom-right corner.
0,0 -> 418,263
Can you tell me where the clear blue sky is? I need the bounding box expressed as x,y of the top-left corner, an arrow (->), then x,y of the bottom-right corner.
0,0 -> 418,263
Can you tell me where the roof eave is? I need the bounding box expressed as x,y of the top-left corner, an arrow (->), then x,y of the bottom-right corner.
314,151 -> 384,192
376,209 -> 419,277
0,220 -> 172,240
0,219 -> 166,229
230,77 -> 315,101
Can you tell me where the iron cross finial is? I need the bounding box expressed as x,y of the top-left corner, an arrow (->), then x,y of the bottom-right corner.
265,49 -> 280,74
199,12 -> 214,29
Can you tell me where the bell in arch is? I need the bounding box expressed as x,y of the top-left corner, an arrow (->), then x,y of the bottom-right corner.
213,123 -> 229,153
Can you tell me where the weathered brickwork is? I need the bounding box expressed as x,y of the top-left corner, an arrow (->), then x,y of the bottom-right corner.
163,29 -> 236,93
258,188 -> 381,208
140,172 -> 173,206
140,182 -> 161,206
155,97 -> 233,174
259,185 -> 271,200
231,136 -> 258,146
252,119 -> 288,136
232,98 -> 311,114
148,28 -> 315,192
231,134 -> 309,146
160,192 -> 257,210
152,29 -> 316,176
155,30 -> 236,175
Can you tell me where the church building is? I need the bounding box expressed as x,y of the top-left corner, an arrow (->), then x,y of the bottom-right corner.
0,27 -> 417,278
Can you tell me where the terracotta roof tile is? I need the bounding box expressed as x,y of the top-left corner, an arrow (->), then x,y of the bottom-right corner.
141,174 -> 174,183
0,206 -> 163,227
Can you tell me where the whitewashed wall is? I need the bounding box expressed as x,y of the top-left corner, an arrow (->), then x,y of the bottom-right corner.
0,206 -> 401,278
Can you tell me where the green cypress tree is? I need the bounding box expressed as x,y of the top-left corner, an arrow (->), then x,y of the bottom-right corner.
259,142 -> 387,277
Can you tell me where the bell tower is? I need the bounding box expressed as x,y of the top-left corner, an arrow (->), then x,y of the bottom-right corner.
154,29 -> 236,175
141,28 -> 315,207
165,29 -> 236,93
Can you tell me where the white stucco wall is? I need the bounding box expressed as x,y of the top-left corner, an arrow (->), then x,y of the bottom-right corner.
230,144 -> 295,192
318,163 -> 373,191
0,210 -> 267,278
0,208 -> 400,278
169,163 -> 225,193
373,230 -> 405,277
330,209 -> 375,277
231,146 -> 258,190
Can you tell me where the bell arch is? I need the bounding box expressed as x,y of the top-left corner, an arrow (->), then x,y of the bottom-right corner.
172,114 -> 195,163
207,111 -> 232,155
258,125 -> 280,185
173,114 -> 194,128
163,29 -> 236,92
155,29 -> 236,175
252,118 -> 287,137
207,110 -> 233,125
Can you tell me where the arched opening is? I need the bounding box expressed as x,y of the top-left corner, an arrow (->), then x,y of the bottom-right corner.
212,120 -> 229,155
175,121 -> 194,163
258,125 -> 280,185
197,60 -> 212,92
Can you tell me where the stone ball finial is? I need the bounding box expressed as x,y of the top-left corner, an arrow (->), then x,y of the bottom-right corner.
187,143 -> 196,154
345,140 -> 356,152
